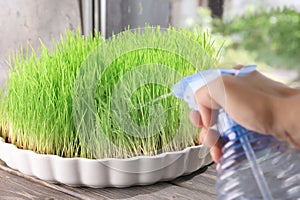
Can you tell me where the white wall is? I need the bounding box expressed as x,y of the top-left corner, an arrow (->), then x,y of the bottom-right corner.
0,0 -> 80,87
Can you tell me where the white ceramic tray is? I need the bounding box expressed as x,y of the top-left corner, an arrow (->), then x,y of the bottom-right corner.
0,137 -> 212,188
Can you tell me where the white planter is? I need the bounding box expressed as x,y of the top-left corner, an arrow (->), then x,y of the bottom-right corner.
0,137 -> 212,188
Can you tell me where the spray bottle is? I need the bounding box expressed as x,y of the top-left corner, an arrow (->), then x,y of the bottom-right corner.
172,65 -> 300,200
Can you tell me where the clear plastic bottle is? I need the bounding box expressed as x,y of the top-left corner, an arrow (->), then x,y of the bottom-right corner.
171,65 -> 300,200
216,109 -> 300,200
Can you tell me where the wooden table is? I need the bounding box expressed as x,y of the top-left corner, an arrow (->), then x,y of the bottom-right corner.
0,160 -> 216,200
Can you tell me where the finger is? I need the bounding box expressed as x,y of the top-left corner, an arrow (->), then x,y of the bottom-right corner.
232,64 -> 244,70
196,75 -> 228,109
199,128 -> 223,163
195,80 -> 222,109
211,144 -> 222,163
195,85 -> 221,127
216,163 -> 220,170
210,109 -> 218,126
189,110 -> 203,128
199,128 -> 220,148
197,106 -> 217,127
198,105 -> 213,127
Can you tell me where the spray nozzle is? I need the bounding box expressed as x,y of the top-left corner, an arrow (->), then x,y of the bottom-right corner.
171,65 -> 256,111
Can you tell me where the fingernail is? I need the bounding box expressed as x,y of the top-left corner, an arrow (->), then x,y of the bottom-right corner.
216,163 -> 220,170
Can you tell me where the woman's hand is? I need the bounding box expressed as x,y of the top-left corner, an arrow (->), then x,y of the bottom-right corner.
190,65 -> 300,163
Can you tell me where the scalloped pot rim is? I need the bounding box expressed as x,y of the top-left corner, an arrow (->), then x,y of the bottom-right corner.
0,137 -> 212,188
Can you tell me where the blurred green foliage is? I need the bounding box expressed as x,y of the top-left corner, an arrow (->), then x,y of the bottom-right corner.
214,7 -> 300,69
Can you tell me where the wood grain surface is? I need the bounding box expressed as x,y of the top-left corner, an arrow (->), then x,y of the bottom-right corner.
0,160 -> 216,200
